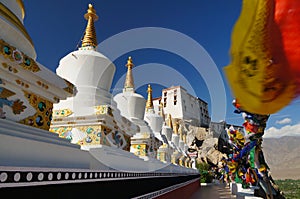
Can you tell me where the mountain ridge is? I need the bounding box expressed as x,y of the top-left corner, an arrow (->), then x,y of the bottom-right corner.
262,136 -> 300,179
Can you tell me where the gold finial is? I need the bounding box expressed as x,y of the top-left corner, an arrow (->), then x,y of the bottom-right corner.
81,4 -> 98,49
146,84 -> 154,112
124,56 -> 135,90
183,134 -> 186,143
167,114 -> 173,129
126,56 -> 134,68
16,0 -> 25,19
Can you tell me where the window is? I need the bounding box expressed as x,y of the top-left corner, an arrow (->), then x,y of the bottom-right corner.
173,95 -> 177,105
163,95 -> 167,108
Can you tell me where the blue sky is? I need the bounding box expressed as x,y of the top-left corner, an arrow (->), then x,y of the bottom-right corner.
23,0 -> 300,138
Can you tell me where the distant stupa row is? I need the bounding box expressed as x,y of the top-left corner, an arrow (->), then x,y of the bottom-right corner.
48,4 -> 198,167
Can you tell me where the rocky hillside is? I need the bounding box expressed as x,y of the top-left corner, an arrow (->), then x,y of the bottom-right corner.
186,121 -> 300,180
186,125 -> 226,165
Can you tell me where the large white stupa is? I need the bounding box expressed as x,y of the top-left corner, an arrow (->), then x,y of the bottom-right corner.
50,4 -> 142,152
54,4 -> 115,115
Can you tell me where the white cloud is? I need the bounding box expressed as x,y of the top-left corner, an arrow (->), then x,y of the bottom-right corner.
275,118 -> 292,125
264,123 -> 300,138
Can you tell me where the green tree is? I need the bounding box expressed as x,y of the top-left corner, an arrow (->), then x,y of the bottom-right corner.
196,162 -> 213,183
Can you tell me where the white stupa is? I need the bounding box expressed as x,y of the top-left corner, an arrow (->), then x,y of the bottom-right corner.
50,4 -> 139,150
143,84 -> 164,135
113,60 -> 162,159
55,4 -> 115,115
113,57 -> 148,129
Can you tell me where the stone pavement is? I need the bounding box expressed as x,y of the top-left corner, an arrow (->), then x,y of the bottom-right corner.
189,182 -> 263,199
189,182 -> 236,199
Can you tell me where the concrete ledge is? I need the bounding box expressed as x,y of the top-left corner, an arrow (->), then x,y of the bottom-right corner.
230,183 -> 263,199
200,182 -> 213,186
237,195 -> 263,199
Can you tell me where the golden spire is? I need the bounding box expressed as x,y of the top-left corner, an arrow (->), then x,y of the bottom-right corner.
124,56 -> 135,90
167,114 -> 173,129
159,102 -> 165,120
146,84 -> 154,112
179,124 -> 183,138
183,134 -> 187,143
173,121 -> 179,134
81,4 -> 98,49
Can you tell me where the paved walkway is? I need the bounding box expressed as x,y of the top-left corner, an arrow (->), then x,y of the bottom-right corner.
189,183 -> 236,199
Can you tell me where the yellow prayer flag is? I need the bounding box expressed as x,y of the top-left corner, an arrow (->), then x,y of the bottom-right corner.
224,0 -> 295,114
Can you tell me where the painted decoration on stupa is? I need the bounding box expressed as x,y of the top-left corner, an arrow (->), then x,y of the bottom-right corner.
131,144 -> 147,157
0,79 -> 26,118
0,39 -> 40,72
19,90 -> 53,130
